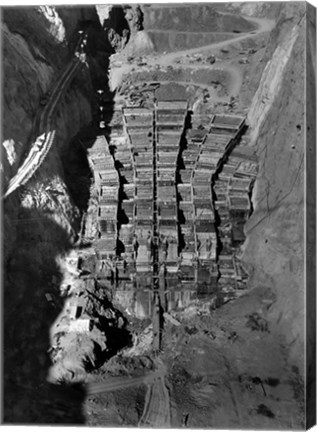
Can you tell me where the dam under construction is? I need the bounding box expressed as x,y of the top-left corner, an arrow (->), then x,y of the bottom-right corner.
75,98 -> 258,348
3,3 -> 313,428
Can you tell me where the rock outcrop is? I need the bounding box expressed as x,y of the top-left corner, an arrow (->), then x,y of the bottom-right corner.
243,2 -> 307,371
2,6 -> 102,423
95,5 -> 143,52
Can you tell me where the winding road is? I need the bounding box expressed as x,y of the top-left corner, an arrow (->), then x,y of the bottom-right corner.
139,376 -> 171,428
110,14 -> 275,97
85,360 -> 171,427
4,32 -> 88,198
150,15 -> 275,64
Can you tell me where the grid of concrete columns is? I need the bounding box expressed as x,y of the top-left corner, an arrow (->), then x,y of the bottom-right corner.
87,101 -> 258,307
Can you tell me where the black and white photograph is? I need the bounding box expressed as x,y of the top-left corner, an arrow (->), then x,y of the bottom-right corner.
1,1 -> 316,429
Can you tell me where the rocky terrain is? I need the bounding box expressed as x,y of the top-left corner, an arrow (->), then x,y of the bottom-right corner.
2,2 -> 315,428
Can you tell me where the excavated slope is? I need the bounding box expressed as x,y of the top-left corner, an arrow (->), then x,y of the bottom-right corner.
2,2 -> 313,426
143,4 -> 257,33
2,6 -> 95,423
243,2 -> 307,371
2,7 -> 94,264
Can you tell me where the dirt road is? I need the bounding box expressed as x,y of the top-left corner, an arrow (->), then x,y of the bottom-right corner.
86,360 -> 171,427
86,361 -> 166,395
138,361 -> 171,428
149,16 -> 275,65
110,15 -> 275,96
4,33 -> 87,198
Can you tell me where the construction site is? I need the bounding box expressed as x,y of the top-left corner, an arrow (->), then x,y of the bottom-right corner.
2,2 -> 315,429
82,103 -> 256,322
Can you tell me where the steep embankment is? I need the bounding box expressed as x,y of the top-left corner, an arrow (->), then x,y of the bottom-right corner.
2,7 -> 95,262
143,4 -> 257,33
2,6 -> 98,423
2,7 -> 96,179
243,3 -> 306,370
142,4 -> 258,53
2,5 -> 144,423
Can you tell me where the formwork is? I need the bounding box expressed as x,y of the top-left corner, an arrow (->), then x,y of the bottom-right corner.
158,202 -> 178,220
179,169 -> 193,183
134,152 -> 153,166
157,151 -> 178,166
98,219 -> 116,235
195,205 -> 215,222
228,177 -> 253,192
228,195 -> 250,212
129,132 -> 153,148
178,265 -> 196,282
123,107 -> 153,128
156,113 -> 185,125
98,204 -> 117,219
156,100 -> 188,113
121,200 -> 135,221
196,232 -> 217,259
187,128 -> 207,143
88,106 -> 254,304
135,168 -> 152,183
183,157 -> 199,169
204,134 -> 232,151
181,249 -> 196,265
119,223 -> 134,243
177,184 -> 192,202
193,184 -> 212,199
157,132 -> 183,147
192,169 -> 213,183
124,111 -> 153,124
135,185 -> 153,201
109,135 -> 127,148
209,114 -> 245,136
218,163 -> 239,181
95,235 -> 117,256
93,160 -> 117,172
158,219 -> 178,237
99,185 -> 118,203
179,202 -> 194,221
234,160 -> 258,179
121,169 -> 135,184
230,147 -> 258,162
136,203 -> 154,221
109,122 -> 125,134
157,168 -> 175,183
166,289 -> 197,311
123,184 -> 135,200
157,185 -> 177,201
231,223 -> 246,246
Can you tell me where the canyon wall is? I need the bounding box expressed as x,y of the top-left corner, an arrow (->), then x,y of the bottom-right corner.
2,6 -> 95,266
2,6 -> 97,423
243,2 -> 307,371
2,3 -> 313,424
2,5 -> 144,422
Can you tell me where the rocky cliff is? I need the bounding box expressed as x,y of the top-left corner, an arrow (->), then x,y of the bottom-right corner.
2,4 -> 147,423
2,2 -> 314,426
242,2 -> 307,371
2,6 -> 95,262
2,6 -> 102,423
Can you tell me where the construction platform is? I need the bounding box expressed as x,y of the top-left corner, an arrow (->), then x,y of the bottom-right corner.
83,102 -> 258,314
